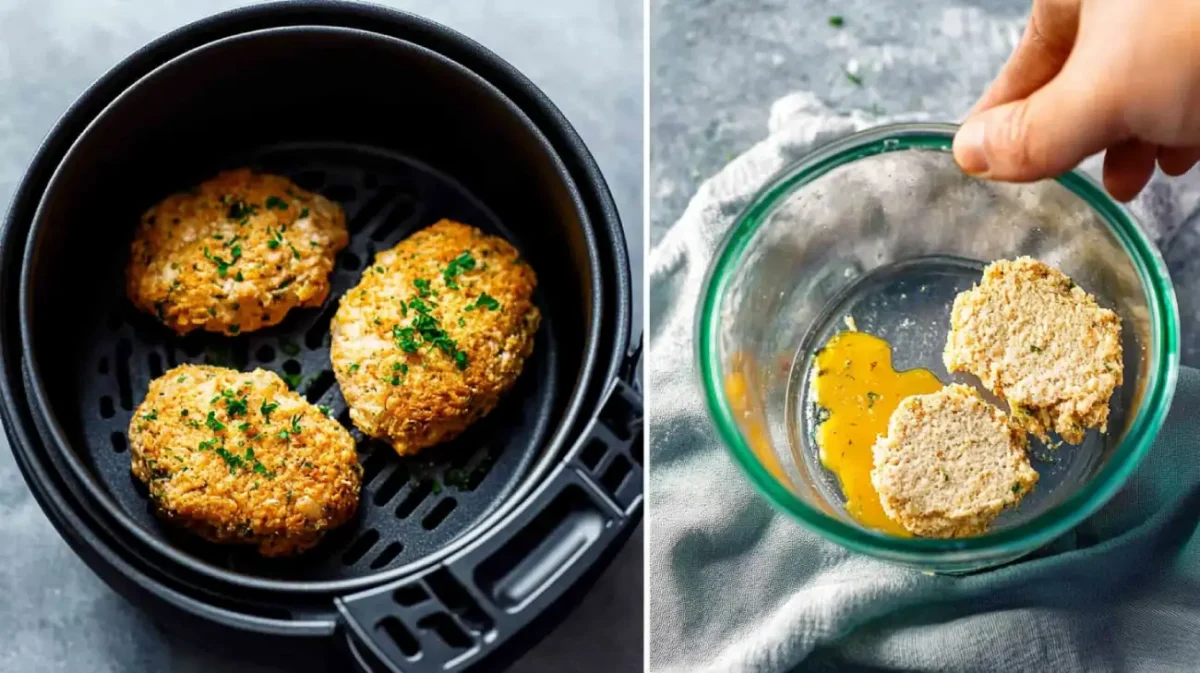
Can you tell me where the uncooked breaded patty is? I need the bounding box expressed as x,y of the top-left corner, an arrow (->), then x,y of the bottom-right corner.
943,257 -> 1123,444
127,169 -> 349,336
330,219 -> 539,456
871,385 -> 1038,538
129,364 -> 362,556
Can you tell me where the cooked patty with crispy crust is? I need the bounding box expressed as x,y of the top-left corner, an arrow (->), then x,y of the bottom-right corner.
871,384 -> 1039,538
943,257 -> 1123,444
127,169 -> 349,336
129,364 -> 362,556
330,219 -> 539,456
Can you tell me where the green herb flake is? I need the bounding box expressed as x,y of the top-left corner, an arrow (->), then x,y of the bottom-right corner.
348,363 -> 360,373
413,278 -> 434,298
472,292 -> 500,311
260,400 -> 279,422
198,438 -> 219,451
828,15 -> 844,27
442,251 -> 477,289
1012,483 -> 1022,494
282,372 -> 303,390
845,70 -> 863,86
390,375 -> 401,385
215,447 -> 244,474
289,242 -> 301,260
229,324 -> 241,335
142,410 -> 158,421
458,317 -> 466,327
299,207 -> 310,219
866,392 -> 881,408
235,271 -> 244,282
277,429 -> 290,441
290,414 -> 302,435
265,195 -> 288,210
318,405 -> 333,417
1030,345 -> 1043,353
205,411 -> 226,432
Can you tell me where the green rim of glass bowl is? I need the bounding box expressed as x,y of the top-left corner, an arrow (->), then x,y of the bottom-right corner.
697,122 -> 1180,562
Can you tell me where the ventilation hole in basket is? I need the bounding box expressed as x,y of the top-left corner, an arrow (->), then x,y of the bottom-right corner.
601,454 -> 632,493
374,466 -> 411,506
231,340 -> 250,369
426,568 -> 494,633
304,303 -> 338,350
282,359 -> 301,375
369,541 -> 404,570
338,407 -> 354,430
304,369 -> 336,404
342,529 -> 380,565
371,198 -> 417,242
376,617 -> 420,659
422,498 -> 456,530
631,429 -> 644,465
363,173 -> 379,189
292,170 -> 326,192
338,250 -> 362,271
580,438 -> 607,470
100,396 -> 115,419
147,351 -> 164,379
348,185 -> 398,233
323,184 -> 357,204
396,481 -> 433,519
360,450 -> 389,486
393,584 -> 429,606
111,432 -> 127,453
115,339 -> 133,411
255,345 -> 276,363
180,336 -> 205,358
599,392 -> 637,441
417,613 -> 472,650
97,357 -> 110,375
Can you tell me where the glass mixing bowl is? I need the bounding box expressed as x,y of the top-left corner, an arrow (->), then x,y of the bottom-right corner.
697,123 -> 1179,572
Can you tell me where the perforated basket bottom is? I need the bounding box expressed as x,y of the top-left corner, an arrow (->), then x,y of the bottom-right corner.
66,143 -> 560,582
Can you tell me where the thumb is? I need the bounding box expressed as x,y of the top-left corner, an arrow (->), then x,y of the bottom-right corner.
953,65 -> 1126,182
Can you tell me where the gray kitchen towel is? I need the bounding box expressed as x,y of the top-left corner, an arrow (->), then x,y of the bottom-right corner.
648,92 -> 1200,673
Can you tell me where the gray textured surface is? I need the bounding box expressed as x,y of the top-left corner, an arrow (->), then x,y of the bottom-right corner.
0,1 -> 642,672
651,0 -> 1028,244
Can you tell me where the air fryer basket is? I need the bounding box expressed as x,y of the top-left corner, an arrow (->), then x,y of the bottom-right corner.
4,6 -> 641,673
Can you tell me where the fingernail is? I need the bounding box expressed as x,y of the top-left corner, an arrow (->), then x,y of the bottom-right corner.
954,118 -> 989,175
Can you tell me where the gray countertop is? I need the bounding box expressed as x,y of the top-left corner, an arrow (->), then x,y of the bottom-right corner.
0,1 -> 642,671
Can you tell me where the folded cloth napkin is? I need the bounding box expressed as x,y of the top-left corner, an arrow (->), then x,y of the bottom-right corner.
648,93 -> 1200,673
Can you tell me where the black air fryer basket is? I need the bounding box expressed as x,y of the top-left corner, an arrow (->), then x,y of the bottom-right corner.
0,4 -> 642,672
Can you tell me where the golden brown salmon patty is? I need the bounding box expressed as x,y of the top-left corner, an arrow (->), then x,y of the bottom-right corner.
871,384 -> 1039,538
127,169 -> 349,336
129,364 -> 362,556
330,219 -> 540,456
943,257 -> 1123,444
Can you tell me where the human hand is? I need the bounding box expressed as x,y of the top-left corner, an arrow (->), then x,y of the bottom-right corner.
953,0 -> 1200,202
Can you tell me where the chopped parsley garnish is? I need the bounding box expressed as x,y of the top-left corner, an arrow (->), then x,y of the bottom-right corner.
238,422 -> 251,432
282,372 -> 303,390
318,405 -> 332,417
203,246 -> 233,277
302,461 -> 315,469
221,389 -> 249,416
288,242 -> 301,260
226,199 -> 257,222
207,306 -> 218,317
229,325 -> 241,335
142,410 -> 158,421
266,226 -> 284,250
235,271 -> 244,282
392,362 -> 403,371
390,375 -> 401,385
198,438 -> 219,451
413,278 -> 434,298
215,447 -> 244,473
828,15 -> 844,27
458,317 -> 466,327
442,251 -> 476,289
348,363 -> 360,373
1030,345 -> 1043,353
394,326 -> 420,353
470,293 -> 500,311
205,411 -> 226,432
260,400 -> 279,422
265,195 -> 288,210
1012,483 -> 1021,494
299,207 -> 310,219
277,429 -> 290,441
845,70 -> 863,86
866,392 -> 881,408
253,462 -> 274,478
290,414 -> 302,436
454,351 -> 468,370
180,409 -> 189,416
399,363 -> 408,374
392,293 -> 470,368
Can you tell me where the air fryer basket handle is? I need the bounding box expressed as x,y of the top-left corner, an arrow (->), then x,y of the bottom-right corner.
336,376 -> 643,673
